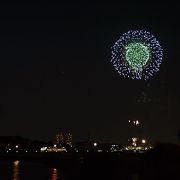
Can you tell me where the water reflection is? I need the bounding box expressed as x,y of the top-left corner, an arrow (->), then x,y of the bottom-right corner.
13,160 -> 20,180
51,168 -> 58,180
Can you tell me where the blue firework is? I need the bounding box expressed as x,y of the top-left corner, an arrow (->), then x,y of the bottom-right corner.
111,30 -> 163,80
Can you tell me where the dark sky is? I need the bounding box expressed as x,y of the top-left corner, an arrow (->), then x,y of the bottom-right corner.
0,1 -> 180,144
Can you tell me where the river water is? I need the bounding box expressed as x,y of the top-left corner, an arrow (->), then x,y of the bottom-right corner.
0,160 -> 63,180
0,158 -> 140,180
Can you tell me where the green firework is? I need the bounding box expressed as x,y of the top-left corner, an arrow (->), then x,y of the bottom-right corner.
125,42 -> 150,71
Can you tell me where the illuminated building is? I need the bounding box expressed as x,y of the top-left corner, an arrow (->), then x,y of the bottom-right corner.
65,133 -> 73,146
56,133 -> 64,146
56,132 -> 72,146
96,143 -> 122,152
40,146 -> 67,153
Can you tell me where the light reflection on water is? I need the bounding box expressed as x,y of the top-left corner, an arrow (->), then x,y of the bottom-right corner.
51,168 -> 58,180
13,160 -> 20,180
10,160 -> 60,180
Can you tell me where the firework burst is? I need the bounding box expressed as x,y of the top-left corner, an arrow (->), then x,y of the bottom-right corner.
111,30 -> 163,80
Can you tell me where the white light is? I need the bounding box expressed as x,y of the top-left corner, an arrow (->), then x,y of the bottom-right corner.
142,139 -> 146,144
15,145 -> 18,148
132,137 -> 138,142
132,137 -> 138,147
40,147 -> 47,152
93,143 -> 97,147
14,160 -> 20,166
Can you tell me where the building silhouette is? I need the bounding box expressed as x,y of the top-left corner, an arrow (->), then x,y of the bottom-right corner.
56,132 -> 72,147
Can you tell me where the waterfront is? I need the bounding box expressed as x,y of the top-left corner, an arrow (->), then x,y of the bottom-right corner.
0,152 -> 141,180
1,144 -> 180,180
0,160 -> 62,180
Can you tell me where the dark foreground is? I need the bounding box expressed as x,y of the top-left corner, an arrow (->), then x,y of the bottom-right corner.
0,143 -> 180,180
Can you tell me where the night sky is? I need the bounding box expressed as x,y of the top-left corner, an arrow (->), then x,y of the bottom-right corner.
0,1 -> 180,144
